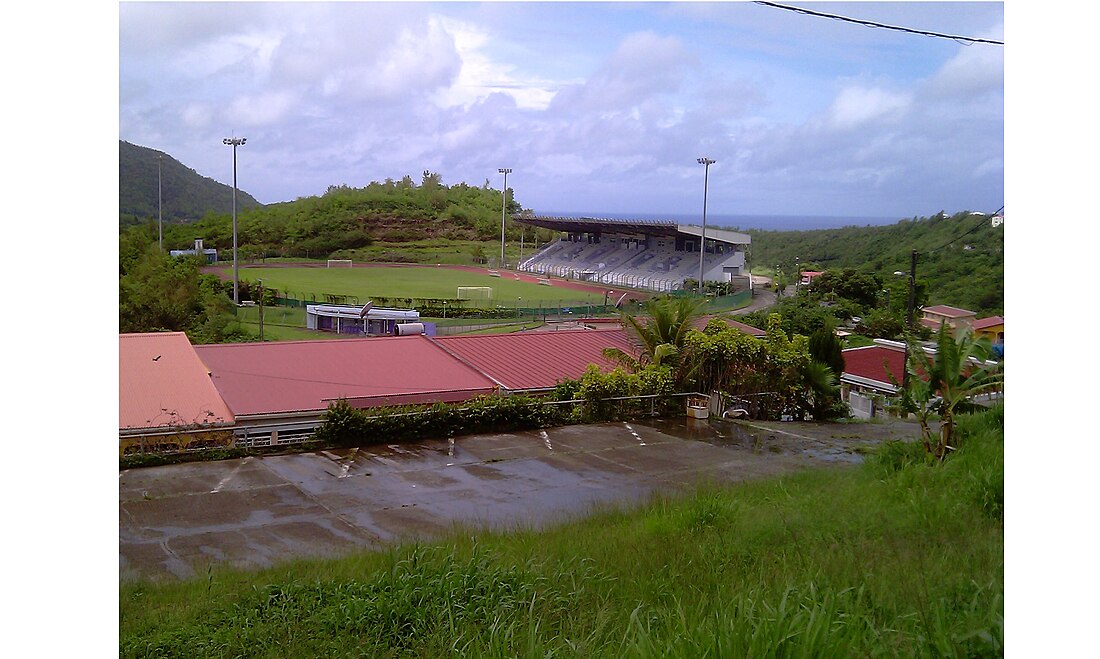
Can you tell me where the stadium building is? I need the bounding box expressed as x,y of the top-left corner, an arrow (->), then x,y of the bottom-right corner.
515,216 -> 751,292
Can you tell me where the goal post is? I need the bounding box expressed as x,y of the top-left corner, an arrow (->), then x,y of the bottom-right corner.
327,259 -> 353,268
457,286 -> 493,300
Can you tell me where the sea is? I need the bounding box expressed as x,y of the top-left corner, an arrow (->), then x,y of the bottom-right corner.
540,211 -> 901,232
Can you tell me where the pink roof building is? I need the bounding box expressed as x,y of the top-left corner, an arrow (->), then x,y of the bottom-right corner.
434,328 -> 636,392
194,335 -> 499,418
119,332 -> 234,433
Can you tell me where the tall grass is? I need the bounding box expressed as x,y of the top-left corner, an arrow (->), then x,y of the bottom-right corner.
120,406 -> 1003,657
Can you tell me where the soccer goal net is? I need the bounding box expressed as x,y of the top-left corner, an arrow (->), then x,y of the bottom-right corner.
457,286 -> 493,300
327,259 -> 353,268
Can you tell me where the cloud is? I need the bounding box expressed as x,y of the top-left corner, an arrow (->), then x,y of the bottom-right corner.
550,31 -> 693,114
827,85 -> 913,130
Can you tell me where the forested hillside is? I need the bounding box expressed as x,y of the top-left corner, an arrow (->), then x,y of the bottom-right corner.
154,171 -> 527,259
119,141 -> 262,228
743,211 -> 1003,314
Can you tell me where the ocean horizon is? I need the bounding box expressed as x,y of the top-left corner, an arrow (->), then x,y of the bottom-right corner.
539,211 -> 903,232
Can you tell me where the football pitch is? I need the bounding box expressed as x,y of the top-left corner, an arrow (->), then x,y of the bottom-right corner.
218,264 -> 607,303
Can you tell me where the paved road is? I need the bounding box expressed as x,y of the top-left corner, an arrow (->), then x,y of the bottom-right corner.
120,417 -> 922,581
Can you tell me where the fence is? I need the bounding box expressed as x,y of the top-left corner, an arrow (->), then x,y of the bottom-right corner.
122,392 -> 713,459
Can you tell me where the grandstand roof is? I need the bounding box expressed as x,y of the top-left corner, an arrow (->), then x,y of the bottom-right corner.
516,215 -> 750,246
194,336 -> 498,416
119,332 -> 235,432
433,328 -> 636,392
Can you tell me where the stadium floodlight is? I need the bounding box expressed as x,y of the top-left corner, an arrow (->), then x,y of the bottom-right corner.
697,157 -> 716,294
499,168 -> 512,268
157,154 -> 163,251
224,136 -> 247,304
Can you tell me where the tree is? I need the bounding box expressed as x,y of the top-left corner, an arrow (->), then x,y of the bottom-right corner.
808,327 -> 845,376
602,295 -> 708,381
901,325 -> 1003,460
119,244 -> 251,343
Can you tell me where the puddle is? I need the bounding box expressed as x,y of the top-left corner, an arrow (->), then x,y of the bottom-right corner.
638,417 -> 874,464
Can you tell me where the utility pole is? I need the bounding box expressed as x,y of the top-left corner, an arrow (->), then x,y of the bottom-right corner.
258,279 -> 264,342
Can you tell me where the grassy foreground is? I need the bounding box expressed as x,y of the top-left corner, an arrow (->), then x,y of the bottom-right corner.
120,408 -> 1003,657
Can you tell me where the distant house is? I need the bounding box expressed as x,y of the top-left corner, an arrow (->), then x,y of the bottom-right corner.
972,316 -> 1004,345
305,304 -> 424,336
920,305 -> 977,331
799,271 -> 824,286
169,238 -> 218,264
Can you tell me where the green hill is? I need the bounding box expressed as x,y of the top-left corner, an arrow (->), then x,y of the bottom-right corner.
119,140 -> 263,228
743,211 -> 1004,314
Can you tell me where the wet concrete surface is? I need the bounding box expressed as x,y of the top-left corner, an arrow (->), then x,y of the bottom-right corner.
119,417 -> 924,581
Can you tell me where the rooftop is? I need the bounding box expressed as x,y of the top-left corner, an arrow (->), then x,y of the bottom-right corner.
194,335 -> 498,416
119,332 -> 235,432
434,328 -> 635,391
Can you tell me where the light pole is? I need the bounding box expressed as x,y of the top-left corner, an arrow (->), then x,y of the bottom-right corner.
499,168 -> 511,269
157,154 -> 163,251
894,248 -> 919,412
224,136 -> 247,304
697,157 -> 715,294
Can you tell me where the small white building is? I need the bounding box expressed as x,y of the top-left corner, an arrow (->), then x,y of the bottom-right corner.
306,304 -> 421,336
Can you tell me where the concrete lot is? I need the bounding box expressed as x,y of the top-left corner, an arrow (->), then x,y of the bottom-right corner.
120,417 -> 922,581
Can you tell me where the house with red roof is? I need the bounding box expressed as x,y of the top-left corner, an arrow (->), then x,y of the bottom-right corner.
839,341 -> 908,419
119,326 -> 647,451
920,305 -> 977,331
972,316 -> 1004,345
119,332 -> 236,454
193,335 -> 500,446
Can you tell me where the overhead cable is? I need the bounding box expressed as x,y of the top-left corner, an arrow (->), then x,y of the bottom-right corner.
754,2 -> 1004,46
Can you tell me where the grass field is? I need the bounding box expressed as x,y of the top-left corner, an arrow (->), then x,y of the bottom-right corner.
120,407 -> 1004,657
216,264 -> 606,304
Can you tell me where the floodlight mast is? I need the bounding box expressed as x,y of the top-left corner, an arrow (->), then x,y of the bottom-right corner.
223,136 -> 247,304
499,168 -> 511,268
157,155 -> 163,250
697,157 -> 716,293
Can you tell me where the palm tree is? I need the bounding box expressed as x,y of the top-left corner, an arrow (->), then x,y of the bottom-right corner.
602,295 -> 708,376
903,325 -> 1003,460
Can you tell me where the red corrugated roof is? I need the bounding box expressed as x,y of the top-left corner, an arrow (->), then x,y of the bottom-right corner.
194,335 -> 498,416
972,316 -> 1004,330
119,332 -> 234,431
841,345 -> 906,388
434,328 -> 635,391
923,305 -> 975,317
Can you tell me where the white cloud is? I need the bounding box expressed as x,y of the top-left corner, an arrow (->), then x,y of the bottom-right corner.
827,86 -> 913,130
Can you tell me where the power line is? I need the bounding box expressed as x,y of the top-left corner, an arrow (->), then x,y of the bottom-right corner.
927,206 -> 1003,253
754,2 -> 1004,46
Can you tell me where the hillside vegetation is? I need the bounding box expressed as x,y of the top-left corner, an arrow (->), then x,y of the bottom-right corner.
150,171 -> 536,260
119,140 -> 262,227
743,211 -> 1003,314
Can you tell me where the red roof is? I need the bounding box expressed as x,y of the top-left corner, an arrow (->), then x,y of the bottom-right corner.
119,332 -> 234,431
433,328 -> 635,391
922,305 -> 975,318
194,335 -> 498,416
972,316 -> 1004,330
841,344 -> 906,389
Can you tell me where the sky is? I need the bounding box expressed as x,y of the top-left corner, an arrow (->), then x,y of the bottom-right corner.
118,1 -> 1004,219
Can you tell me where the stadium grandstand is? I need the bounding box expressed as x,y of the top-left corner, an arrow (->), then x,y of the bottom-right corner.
515,216 -> 750,292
